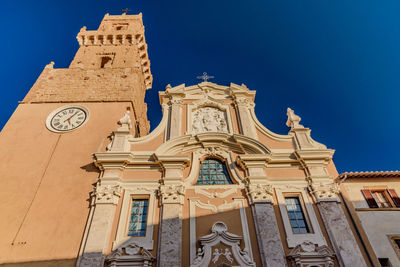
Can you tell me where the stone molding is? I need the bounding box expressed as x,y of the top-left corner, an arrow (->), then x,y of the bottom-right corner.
159,184 -> 186,205
191,222 -> 255,267
287,241 -> 335,267
92,184 -> 122,205
308,182 -> 340,203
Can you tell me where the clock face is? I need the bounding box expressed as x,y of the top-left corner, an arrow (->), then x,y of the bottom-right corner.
47,106 -> 88,132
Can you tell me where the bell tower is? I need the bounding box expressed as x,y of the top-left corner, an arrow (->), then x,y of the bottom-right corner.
23,12 -> 152,135
0,12 -> 152,266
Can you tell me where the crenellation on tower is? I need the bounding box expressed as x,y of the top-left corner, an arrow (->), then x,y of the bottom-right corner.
70,12 -> 152,90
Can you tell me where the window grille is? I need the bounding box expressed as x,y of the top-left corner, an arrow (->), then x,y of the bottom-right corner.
285,197 -> 310,234
128,199 -> 148,237
196,158 -> 233,185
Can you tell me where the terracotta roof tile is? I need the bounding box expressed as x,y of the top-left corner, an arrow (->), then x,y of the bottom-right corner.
337,171 -> 400,181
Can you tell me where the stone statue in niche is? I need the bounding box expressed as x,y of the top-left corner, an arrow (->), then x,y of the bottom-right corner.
192,107 -> 228,134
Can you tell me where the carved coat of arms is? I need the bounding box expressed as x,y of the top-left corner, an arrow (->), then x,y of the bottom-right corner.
192,107 -> 228,134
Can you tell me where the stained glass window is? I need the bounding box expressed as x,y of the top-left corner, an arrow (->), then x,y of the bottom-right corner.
128,199 -> 148,237
196,158 -> 233,185
285,197 -> 310,234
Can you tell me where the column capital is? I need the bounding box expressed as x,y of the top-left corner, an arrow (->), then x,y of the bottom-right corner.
246,183 -> 273,204
92,184 -> 122,205
159,184 -> 186,205
308,181 -> 340,203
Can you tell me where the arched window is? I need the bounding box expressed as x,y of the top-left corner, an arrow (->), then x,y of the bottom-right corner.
196,158 -> 233,185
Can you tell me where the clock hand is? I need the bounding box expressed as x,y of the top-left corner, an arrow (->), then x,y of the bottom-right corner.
63,111 -> 79,123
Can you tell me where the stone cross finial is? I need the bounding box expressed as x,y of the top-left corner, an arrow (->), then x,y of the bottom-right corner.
122,8 -> 131,15
118,109 -> 132,131
196,72 -> 214,82
286,108 -> 304,129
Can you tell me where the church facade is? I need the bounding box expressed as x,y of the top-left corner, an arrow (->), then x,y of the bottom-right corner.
0,12 -> 399,267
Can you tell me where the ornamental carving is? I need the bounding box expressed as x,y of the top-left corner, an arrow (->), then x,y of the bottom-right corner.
286,108 -> 304,129
308,182 -> 340,203
191,222 -> 255,267
117,110 -> 132,130
159,184 -> 186,205
287,241 -> 334,267
247,184 -> 273,204
192,107 -> 228,134
106,242 -> 155,267
93,184 -> 122,205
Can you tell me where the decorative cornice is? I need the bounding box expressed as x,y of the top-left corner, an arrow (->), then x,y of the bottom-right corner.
294,149 -> 335,166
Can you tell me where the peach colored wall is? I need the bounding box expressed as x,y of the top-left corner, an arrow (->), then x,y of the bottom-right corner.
256,128 -> 294,149
131,131 -> 165,151
265,168 -> 306,179
122,170 -> 162,180
0,102 -> 135,264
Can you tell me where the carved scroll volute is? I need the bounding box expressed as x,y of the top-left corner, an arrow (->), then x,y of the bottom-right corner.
246,184 -> 274,204
159,184 -> 186,205
308,182 -> 340,203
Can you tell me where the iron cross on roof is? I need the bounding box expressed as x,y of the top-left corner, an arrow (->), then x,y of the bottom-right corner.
196,72 -> 214,82
122,8 -> 131,14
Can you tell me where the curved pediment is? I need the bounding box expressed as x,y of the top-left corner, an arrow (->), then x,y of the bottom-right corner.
154,132 -> 271,156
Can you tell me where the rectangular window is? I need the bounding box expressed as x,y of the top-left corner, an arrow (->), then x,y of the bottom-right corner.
371,191 -> 391,208
128,199 -> 148,237
361,189 -> 400,208
285,197 -> 310,234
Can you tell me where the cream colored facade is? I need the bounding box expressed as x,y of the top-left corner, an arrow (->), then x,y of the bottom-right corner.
338,172 -> 400,267
0,12 -> 392,267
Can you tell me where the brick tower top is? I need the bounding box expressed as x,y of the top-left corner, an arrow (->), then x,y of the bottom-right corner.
70,12 -> 152,89
22,12 -> 152,135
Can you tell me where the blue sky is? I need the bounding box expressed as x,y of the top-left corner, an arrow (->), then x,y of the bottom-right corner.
1,0 -> 399,173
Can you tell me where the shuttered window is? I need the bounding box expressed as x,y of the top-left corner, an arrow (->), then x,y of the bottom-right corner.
361,189 -> 400,208
196,158 -> 233,185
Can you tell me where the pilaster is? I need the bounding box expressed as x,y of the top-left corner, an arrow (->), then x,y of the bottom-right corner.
78,184 -> 122,267
156,156 -> 188,266
166,91 -> 184,140
234,97 -> 258,139
310,183 -> 367,267
158,184 -> 185,267
237,155 -> 287,267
